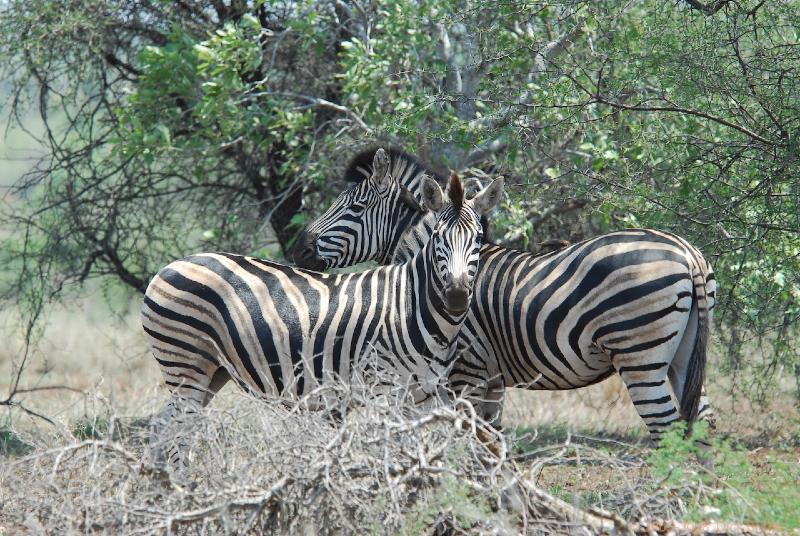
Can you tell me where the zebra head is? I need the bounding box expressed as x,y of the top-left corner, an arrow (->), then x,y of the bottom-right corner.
422,173 -> 504,316
294,147 -> 428,271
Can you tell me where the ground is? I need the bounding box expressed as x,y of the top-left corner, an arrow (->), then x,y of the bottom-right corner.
1,297 -> 799,533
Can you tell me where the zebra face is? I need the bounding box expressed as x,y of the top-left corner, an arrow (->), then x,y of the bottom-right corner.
423,174 -> 504,316
295,148 -> 422,270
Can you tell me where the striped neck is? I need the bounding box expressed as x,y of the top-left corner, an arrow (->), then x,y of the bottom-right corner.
392,212 -> 437,264
380,206 -> 428,264
405,237 -> 469,356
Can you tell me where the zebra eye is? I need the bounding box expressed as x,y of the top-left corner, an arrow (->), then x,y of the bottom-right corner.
351,202 -> 367,212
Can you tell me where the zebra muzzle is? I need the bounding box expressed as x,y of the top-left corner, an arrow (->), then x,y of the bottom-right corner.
293,231 -> 327,271
444,277 -> 471,315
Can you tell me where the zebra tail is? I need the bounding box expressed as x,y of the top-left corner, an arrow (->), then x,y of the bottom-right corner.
680,268 -> 710,433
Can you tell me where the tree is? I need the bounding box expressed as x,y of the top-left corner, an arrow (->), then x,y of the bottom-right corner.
1,0 -> 798,404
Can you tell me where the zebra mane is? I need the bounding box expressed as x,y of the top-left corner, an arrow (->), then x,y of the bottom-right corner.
448,173 -> 464,211
343,146 -> 447,185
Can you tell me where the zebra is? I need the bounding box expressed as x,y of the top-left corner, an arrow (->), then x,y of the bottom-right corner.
142,148 -> 504,475
295,147 -> 716,439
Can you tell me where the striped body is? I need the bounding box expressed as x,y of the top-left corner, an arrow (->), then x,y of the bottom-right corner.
445,230 -> 716,433
145,152 -> 504,476
143,252 -> 462,403
296,148 -> 716,437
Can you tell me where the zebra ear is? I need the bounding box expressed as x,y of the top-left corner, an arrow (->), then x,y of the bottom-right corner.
420,175 -> 444,212
370,148 -> 391,188
471,176 -> 504,216
399,185 -> 424,212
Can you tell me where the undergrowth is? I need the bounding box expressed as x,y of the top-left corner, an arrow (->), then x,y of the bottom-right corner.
648,422 -> 800,530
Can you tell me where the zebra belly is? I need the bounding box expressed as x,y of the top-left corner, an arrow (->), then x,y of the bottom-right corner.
450,321 -> 614,392
450,230 -> 696,393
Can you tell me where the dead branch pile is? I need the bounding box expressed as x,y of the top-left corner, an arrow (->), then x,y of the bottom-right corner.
0,381 -> 786,535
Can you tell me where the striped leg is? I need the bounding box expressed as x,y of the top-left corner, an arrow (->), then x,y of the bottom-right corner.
618,366 -> 680,441
450,374 -> 505,428
696,386 -> 715,428
668,301 -> 716,430
150,367 -> 230,482
606,322 -> 686,440
475,376 -> 505,429
150,391 -> 205,480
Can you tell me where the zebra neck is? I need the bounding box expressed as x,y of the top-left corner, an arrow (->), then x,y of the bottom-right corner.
402,240 -> 467,356
381,206 -> 428,264
391,212 -> 436,264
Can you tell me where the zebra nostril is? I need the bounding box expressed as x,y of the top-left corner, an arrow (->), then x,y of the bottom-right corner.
293,231 -> 323,269
303,231 -> 320,251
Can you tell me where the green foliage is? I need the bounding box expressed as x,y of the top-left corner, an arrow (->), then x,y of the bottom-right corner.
72,419 -> 109,441
0,427 -> 33,457
648,423 -> 800,529
401,475 -> 495,535
71,417 -> 150,442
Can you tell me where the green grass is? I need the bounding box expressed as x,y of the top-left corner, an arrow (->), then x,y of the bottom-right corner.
648,422 -> 800,530
71,416 -> 150,442
0,427 -> 33,457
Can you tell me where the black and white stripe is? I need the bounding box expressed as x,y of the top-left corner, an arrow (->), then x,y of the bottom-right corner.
143,150 -> 504,473
296,148 -> 716,438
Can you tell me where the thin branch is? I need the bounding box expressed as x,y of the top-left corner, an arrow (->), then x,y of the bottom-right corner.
588,93 -> 776,146
245,91 -> 373,134
682,0 -> 730,15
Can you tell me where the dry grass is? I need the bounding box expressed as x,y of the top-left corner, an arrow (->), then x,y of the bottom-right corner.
1,382 -> 781,536
2,383 -> 792,535
0,297 -> 159,429
1,298 -> 799,534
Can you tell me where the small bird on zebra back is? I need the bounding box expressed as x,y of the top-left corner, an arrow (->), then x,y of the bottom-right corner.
142,148 -> 504,482
295,147 -> 717,442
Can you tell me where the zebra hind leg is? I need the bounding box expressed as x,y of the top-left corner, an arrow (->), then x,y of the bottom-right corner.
667,311 -> 716,468
150,389 -> 207,486
667,306 -> 716,431
617,365 -> 681,443
150,368 -> 230,486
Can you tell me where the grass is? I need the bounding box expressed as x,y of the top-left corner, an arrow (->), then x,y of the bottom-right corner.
71,416 -> 151,442
0,428 -> 32,457
508,421 -> 800,531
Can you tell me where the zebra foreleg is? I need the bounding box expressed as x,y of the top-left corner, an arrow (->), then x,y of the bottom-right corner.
455,376 -> 505,430
480,377 -> 506,430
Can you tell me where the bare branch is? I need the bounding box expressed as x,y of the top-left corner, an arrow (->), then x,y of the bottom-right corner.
682,0 -> 731,15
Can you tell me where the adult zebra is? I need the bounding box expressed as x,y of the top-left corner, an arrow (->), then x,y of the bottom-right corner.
295,148 -> 716,439
143,148 -> 504,474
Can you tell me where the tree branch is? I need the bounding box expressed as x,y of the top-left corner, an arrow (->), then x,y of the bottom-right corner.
683,0 -> 730,15
462,23 -> 586,167
246,91 -> 373,134
590,95 -> 776,145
